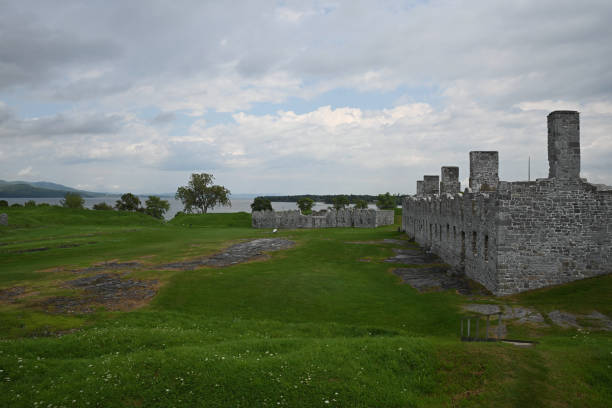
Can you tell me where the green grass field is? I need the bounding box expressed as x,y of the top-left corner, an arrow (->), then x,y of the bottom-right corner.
0,206 -> 611,407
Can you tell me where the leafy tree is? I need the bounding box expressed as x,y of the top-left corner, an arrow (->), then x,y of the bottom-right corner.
0,200 -> 7,207
145,196 -> 170,219
354,199 -> 369,209
93,202 -> 114,211
115,193 -> 142,211
24,200 -> 36,208
175,173 -> 231,214
251,196 -> 273,212
61,193 -> 84,209
332,195 -> 349,210
297,197 -> 315,215
376,192 -> 397,210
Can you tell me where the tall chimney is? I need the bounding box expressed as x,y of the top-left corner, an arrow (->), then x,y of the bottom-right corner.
440,166 -> 460,194
469,151 -> 499,192
548,111 -> 580,179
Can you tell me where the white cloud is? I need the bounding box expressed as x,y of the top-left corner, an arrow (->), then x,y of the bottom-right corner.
17,166 -> 34,177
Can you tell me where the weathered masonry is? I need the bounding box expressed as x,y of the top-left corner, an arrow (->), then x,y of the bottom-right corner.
402,111 -> 612,295
252,208 -> 395,229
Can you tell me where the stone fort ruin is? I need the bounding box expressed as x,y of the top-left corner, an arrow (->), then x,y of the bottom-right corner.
252,208 -> 395,229
402,111 -> 612,295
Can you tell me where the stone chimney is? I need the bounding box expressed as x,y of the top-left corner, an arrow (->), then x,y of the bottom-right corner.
416,180 -> 424,196
469,151 -> 499,192
440,166 -> 460,194
423,175 -> 440,195
548,111 -> 580,179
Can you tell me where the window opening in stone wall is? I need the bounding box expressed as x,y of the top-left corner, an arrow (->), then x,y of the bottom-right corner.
453,226 -> 456,240
430,224 -> 432,240
439,225 -> 442,241
446,224 -> 450,240
460,231 -> 466,265
472,231 -> 477,255
484,235 -> 489,261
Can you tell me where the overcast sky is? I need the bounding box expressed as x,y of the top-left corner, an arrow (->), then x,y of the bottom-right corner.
1,0 -> 611,195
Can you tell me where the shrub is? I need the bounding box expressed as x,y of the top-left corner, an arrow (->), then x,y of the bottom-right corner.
332,195 -> 349,210
297,197 -> 315,215
10,203 -> 22,208
0,200 -> 8,207
251,196 -> 273,212
24,200 -> 36,208
93,202 -> 114,211
376,192 -> 397,210
61,193 -> 85,209
115,193 -> 141,211
145,196 -> 170,219
354,199 -> 368,209
37,203 -> 50,207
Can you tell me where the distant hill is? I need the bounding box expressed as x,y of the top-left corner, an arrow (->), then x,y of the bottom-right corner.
0,180 -> 108,198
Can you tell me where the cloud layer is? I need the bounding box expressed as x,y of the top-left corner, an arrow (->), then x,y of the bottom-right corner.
1,0 -> 611,193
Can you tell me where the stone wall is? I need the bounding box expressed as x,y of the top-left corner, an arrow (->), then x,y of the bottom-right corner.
402,193 -> 500,292
0,213 -> 6,226
495,179 -> 612,294
402,110 -> 612,295
252,209 -> 395,229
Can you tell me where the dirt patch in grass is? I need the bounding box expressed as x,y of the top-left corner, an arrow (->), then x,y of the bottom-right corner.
159,238 -> 295,270
38,273 -> 159,314
0,286 -> 26,302
29,238 -> 295,315
392,266 -> 474,295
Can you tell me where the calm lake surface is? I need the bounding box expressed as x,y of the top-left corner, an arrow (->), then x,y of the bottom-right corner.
3,197 -> 369,220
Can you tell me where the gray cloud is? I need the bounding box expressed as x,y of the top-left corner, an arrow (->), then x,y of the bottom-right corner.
0,1 -> 611,193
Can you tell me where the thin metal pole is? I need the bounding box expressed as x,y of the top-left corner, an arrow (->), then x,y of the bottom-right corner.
476,318 -> 480,341
528,156 -> 531,181
461,319 -> 464,337
486,315 -> 490,340
497,313 -> 502,339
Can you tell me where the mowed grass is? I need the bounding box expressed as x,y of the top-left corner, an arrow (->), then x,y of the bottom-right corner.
0,206 -> 611,407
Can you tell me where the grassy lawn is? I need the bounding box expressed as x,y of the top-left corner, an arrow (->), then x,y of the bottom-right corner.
0,206 -> 611,407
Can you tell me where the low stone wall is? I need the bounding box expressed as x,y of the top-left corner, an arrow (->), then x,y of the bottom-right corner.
252,209 -> 395,229
0,213 -> 7,226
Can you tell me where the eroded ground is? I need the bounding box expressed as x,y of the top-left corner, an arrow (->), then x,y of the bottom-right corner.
2,238 -> 295,315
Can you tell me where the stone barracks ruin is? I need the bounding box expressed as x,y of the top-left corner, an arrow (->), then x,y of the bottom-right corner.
252,208 -> 395,229
402,111 -> 612,295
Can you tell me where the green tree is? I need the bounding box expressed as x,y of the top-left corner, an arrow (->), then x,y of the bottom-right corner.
376,192 -> 397,210
354,199 -> 368,209
61,192 -> 84,209
332,195 -> 349,210
145,196 -> 170,219
24,200 -> 36,208
251,196 -> 273,212
115,193 -> 142,211
175,173 -> 231,214
93,202 -> 114,211
0,200 -> 7,207
297,197 -> 315,215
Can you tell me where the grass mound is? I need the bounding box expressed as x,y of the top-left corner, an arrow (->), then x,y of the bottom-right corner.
1,210 -> 611,407
0,205 -> 162,227
168,211 -> 252,228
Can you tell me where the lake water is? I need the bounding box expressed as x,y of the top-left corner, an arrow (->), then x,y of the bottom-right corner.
2,197 -> 375,220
